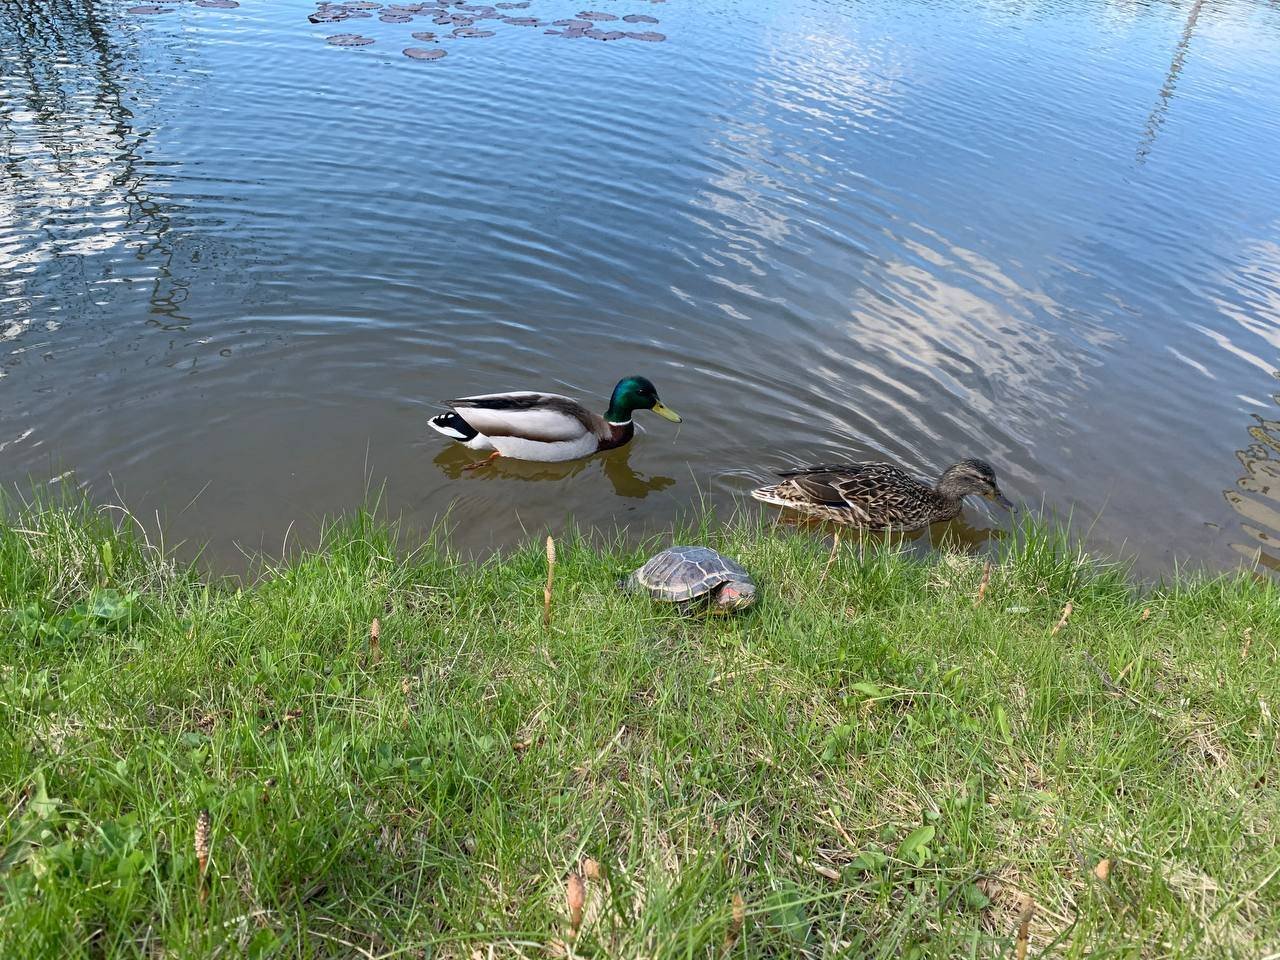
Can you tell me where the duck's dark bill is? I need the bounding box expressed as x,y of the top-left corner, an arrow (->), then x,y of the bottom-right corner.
652,401 -> 682,423
993,493 -> 1015,510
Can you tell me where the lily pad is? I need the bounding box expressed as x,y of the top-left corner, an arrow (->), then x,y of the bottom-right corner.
453,25 -> 494,35
456,2 -> 495,10
410,30 -> 437,39
380,13 -> 412,21
327,32 -> 375,44
495,0 -> 529,6
309,10 -> 350,21
578,10 -> 617,20
584,27 -> 624,38
195,0 -> 239,7
622,13 -> 657,22
127,4 -> 173,12
503,15 -> 541,24
403,45 -> 447,58
345,2 -> 383,8
624,29 -> 664,40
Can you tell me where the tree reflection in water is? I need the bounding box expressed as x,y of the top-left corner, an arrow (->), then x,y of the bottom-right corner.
1226,370 -> 1280,573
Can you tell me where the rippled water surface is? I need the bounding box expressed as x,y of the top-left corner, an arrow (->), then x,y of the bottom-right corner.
3,0 -> 1280,574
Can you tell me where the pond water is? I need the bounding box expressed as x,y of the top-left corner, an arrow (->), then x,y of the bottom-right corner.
3,0 -> 1280,576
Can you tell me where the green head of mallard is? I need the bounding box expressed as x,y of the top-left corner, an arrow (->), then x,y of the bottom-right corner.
936,458 -> 1014,510
604,376 -> 682,425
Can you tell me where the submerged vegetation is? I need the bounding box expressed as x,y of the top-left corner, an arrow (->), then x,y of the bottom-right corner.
1,500 -> 1278,958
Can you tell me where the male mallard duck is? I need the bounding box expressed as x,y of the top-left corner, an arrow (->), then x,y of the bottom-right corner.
429,375 -> 682,466
751,457 -> 1013,529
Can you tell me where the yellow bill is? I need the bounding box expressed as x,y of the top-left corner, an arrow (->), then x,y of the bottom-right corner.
651,400 -> 683,423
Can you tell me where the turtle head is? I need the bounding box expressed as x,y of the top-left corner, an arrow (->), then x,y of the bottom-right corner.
712,578 -> 757,614
605,376 -> 682,425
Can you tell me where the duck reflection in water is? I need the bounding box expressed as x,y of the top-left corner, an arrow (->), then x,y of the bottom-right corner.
432,443 -> 675,499
769,505 -> 1005,551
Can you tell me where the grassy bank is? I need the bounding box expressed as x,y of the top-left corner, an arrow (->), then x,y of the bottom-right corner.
1,502 -> 1278,959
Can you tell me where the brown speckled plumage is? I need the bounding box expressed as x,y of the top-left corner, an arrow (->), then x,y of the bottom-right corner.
751,458 -> 1012,530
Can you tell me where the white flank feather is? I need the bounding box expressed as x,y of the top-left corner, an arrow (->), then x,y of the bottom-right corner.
450,393 -> 596,445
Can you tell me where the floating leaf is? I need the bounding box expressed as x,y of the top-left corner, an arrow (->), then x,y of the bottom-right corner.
622,13 -> 658,22
403,46 -> 446,58
327,33 -> 375,44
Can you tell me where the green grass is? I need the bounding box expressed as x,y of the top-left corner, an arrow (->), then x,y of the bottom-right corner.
2,499 -> 1278,959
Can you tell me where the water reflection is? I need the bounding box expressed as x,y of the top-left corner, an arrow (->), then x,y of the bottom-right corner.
432,444 -> 676,499
0,0 -> 187,353
1136,0 -> 1205,163
3,0 -> 1280,576
1226,370 -> 1280,573
768,507 -> 1003,552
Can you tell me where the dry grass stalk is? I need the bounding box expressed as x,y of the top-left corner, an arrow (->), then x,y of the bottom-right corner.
1014,894 -> 1034,960
1093,858 -> 1112,882
543,536 -> 556,629
1050,601 -> 1073,636
819,531 -> 841,585
1241,627 -> 1253,660
370,617 -> 381,665
194,809 -> 211,906
581,857 -> 602,881
973,561 -> 992,607
794,853 -> 840,881
1139,607 -> 1151,623
721,893 -> 745,954
566,872 -> 585,936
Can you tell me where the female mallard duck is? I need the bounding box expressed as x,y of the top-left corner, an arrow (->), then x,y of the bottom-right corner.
751,457 -> 1013,529
429,375 -> 682,466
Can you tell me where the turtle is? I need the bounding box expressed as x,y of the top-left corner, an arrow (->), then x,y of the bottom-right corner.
620,546 -> 757,615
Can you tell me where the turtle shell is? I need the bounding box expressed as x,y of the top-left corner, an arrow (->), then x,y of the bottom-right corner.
632,546 -> 752,602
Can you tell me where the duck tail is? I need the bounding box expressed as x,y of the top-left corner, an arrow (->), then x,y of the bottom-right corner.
429,411 -> 478,442
749,484 -> 790,507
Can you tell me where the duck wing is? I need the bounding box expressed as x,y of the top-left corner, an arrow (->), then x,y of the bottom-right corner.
776,462 -> 935,526
450,392 -> 602,442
